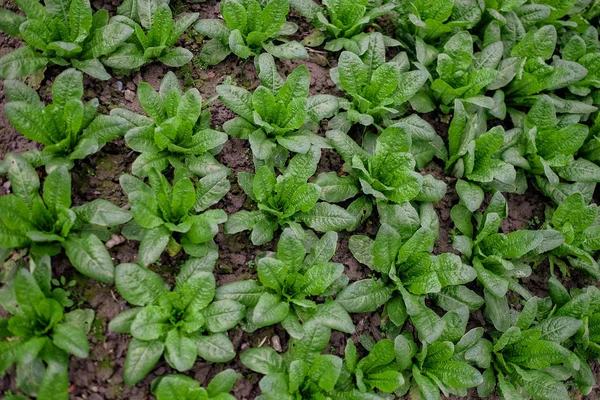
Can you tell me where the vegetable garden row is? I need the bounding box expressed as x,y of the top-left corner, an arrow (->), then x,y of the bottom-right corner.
0,0 -> 600,399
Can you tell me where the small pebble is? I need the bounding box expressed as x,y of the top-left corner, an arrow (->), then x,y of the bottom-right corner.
124,89 -> 136,102
117,81 -> 123,91
271,335 -> 282,352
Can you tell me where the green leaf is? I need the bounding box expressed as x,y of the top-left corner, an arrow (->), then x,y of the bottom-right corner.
42,167 -> 71,215
115,262 -> 168,306
336,279 -> 392,313
73,199 -> 132,226
296,203 -> 355,232
455,179 -> 484,212
426,360 -> 483,389
314,172 -> 358,203
124,338 -> 165,386
194,171 -> 230,212
165,328 -> 197,371
63,234 -> 114,283
51,322 -> 89,358
253,292 -> 289,326
240,347 -> 283,375
0,46 -> 48,79
204,300 -> 246,333
196,333 -> 236,363
207,369 -> 240,397
338,51 -> 368,96
534,316 -> 582,342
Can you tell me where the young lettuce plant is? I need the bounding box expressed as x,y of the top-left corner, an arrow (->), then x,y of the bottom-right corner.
120,167 -> 229,266
0,0 -> 133,79
317,122 -> 447,228
194,0 -> 307,65
119,72 -> 229,177
240,325 -> 345,400
343,202 -> 476,344
289,0 -> 397,52
451,190 -> 562,301
109,257 -> 245,386
216,227 -> 354,339
151,370 -> 240,400
445,100 -> 524,194
475,296 -> 585,400
0,154 -> 131,282
1,68 -> 131,172
104,3 -> 198,70
386,332 -> 483,399
543,193 -> 600,279
224,149 -> 355,245
217,53 -> 337,167
509,96 -> 600,202
0,265 -> 94,400
330,33 -> 428,126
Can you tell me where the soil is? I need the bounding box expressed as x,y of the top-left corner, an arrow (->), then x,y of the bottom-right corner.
0,0 -> 598,399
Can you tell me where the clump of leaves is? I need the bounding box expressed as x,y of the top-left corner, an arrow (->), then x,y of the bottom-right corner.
224,149 -> 355,245
0,260 -> 95,400
0,0 -> 134,79
109,255 -> 245,386
1,68 -> 131,172
318,122 -> 446,228
217,53 -> 338,167
216,227 -> 354,338
0,155 -> 131,282
118,71 -> 229,177
151,370 -> 240,400
104,2 -> 198,70
544,193 -> 600,279
344,202 -> 476,343
394,332 -> 484,399
290,0 -> 397,52
445,101 -> 524,194
475,296 -> 586,400
509,96 -> 600,202
330,33 -> 428,126
120,167 -> 229,266
451,190 -> 561,301
194,0 -> 307,65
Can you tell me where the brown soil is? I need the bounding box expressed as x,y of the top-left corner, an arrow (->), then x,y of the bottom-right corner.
0,0 -> 598,399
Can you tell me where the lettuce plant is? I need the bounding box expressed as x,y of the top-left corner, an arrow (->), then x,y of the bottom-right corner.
151,370 -> 239,400
290,0 -> 397,52
476,296 -> 584,400
344,202 -> 476,343
224,150 -> 354,245
331,33 -> 428,126
0,154 -> 131,282
1,68 -> 130,172
216,227 -> 353,338
0,264 -> 94,400
451,190 -> 561,300
393,333 -> 484,399
544,193 -> 600,279
120,167 -> 229,266
318,122 -> 446,228
109,258 -> 245,386
217,53 -> 338,167
104,3 -> 198,70
508,96 -> 600,202
194,0 -> 307,65
119,72 -> 229,177
0,0 -> 133,79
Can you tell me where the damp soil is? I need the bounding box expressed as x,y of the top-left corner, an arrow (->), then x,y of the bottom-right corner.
0,0 -> 599,399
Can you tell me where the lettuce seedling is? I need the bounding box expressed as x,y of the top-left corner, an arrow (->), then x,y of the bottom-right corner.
104,3 -> 198,70
194,0 -> 307,65
544,193 -> 600,279
318,122 -> 446,228
331,33 -> 428,126
290,0 -> 397,52
0,154 -> 131,282
0,263 -> 94,400
1,68 -> 131,172
151,370 -> 240,400
240,323 -> 344,400
224,150 -> 355,245
118,72 -> 229,177
216,227 -> 354,338
508,96 -> 600,202
218,53 -> 338,167
445,100 -> 523,194
109,257 -> 245,386
451,190 -> 562,300
336,338 -> 405,395
344,202 -> 476,343
0,0 -> 133,79
120,167 -> 229,266
475,296 -> 584,400
392,333 -> 483,399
